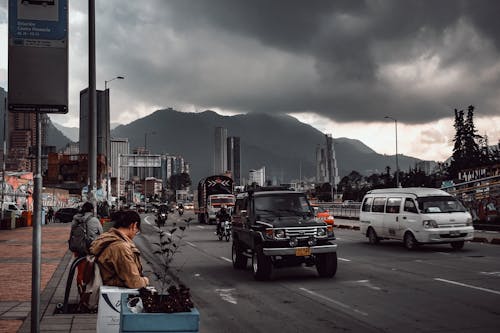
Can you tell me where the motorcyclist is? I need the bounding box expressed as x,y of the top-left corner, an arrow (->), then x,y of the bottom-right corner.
157,204 -> 169,223
178,203 -> 184,216
216,205 -> 231,236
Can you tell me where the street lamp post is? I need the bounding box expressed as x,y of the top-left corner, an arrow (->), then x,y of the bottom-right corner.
143,131 -> 155,206
104,75 -> 124,204
384,116 -> 399,187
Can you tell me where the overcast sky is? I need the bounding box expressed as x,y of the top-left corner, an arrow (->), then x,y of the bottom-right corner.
1,0 -> 499,162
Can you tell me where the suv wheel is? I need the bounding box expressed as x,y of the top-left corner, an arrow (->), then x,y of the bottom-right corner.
232,240 -> 247,269
252,245 -> 272,281
316,252 -> 338,278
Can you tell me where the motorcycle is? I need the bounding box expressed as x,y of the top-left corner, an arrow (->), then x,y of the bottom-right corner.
178,207 -> 184,216
156,212 -> 167,227
217,220 -> 231,242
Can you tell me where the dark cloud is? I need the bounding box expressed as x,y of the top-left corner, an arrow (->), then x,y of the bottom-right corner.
53,1 -> 500,125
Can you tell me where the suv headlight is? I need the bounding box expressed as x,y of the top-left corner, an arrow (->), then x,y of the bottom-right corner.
423,220 -> 438,228
274,229 -> 286,239
317,227 -> 327,237
466,217 -> 472,226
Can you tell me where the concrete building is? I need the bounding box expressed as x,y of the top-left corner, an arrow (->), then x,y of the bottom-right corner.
249,167 -> 266,186
110,138 -> 130,196
316,134 -> 340,188
227,136 -> 241,185
214,127 -> 227,175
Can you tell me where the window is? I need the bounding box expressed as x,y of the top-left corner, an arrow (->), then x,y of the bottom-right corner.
417,196 -> 467,213
385,198 -> 401,214
372,197 -> 385,212
362,197 -> 373,212
404,198 -> 418,213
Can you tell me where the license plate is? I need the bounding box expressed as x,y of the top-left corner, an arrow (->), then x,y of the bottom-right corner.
295,247 -> 311,256
450,230 -> 460,236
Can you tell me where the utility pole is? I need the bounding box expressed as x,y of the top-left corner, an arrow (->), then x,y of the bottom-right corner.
89,0 -> 97,212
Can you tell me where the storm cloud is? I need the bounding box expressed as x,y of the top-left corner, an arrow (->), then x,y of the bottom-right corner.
4,1 -> 500,126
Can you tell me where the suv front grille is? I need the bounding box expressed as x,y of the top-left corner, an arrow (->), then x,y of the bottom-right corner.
285,227 -> 319,238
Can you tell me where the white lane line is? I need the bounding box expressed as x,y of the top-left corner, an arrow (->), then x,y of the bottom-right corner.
480,271 -> 500,277
215,288 -> 237,304
434,278 -> 500,296
338,258 -> 351,262
144,216 -> 153,225
197,226 -> 205,229
299,288 -> 368,316
186,241 -> 197,247
356,280 -> 382,291
220,257 -> 232,263
437,252 -> 451,255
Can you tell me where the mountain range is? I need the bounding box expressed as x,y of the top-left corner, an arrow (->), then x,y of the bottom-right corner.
108,109 -> 429,184
10,109 -> 432,185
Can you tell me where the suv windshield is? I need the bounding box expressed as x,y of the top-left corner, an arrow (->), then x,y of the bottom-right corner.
254,194 -> 312,218
417,196 -> 467,213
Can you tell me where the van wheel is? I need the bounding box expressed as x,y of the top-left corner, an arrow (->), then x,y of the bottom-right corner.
316,252 -> 338,278
404,232 -> 418,250
367,228 -> 379,245
252,245 -> 272,281
232,240 -> 247,269
450,241 -> 464,250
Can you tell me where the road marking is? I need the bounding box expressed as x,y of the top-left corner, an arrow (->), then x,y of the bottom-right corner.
186,241 -> 197,247
215,288 -> 237,304
434,278 -> 500,295
220,257 -> 232,263
480,271 -> 500,277
144,216 -> 153,225
338,257 -> 351,262
356,280 -> 381,291
437,252 -> 451,255
197,226 -> 205,229
299,288 -> 368,316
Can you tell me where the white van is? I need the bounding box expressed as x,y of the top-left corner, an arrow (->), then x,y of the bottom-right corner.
359,188 -> 474,250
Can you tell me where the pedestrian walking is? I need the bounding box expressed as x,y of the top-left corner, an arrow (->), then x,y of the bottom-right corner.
47,206 -> 54,224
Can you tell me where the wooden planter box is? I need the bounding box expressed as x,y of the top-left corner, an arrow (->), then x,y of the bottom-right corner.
119,294 -> 199,333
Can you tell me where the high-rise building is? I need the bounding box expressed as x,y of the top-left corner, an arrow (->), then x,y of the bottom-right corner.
214,127 -> 227,175
227,136 -> 241,185
249,167 -> 266,186
316,134 -> 340,188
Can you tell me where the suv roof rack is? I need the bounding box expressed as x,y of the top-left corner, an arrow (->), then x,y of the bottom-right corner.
245,185 -> 295,193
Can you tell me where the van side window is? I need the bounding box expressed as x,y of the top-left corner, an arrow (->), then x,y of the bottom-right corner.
404,198 -> 418,213
372,197 -> 385,212
361,197 -> 373,212
386,198 -> 401,214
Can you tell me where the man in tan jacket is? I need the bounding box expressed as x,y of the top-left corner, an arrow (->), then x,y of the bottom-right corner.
90,210 -> 149,289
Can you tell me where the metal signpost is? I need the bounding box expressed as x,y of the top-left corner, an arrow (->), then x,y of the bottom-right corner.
8,1 -> 68,332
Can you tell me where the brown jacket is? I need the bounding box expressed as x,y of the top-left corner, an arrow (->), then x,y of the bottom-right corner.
89,228 -> 148,289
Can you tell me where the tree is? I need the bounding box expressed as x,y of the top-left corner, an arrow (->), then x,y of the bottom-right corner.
168,173 -> 192,191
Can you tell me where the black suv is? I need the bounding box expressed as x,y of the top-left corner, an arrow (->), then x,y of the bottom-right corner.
231,188 -> 338,280
54,207 -> 79,223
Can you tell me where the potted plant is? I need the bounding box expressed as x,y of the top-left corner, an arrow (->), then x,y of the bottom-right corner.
120,219 -> 199,333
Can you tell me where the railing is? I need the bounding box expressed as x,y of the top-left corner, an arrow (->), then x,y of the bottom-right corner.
317,202 -> 361,219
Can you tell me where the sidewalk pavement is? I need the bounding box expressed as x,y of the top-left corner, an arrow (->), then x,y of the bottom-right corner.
0,219 -> 498,333
0,223 -> 96,333
334,218 -> 500,244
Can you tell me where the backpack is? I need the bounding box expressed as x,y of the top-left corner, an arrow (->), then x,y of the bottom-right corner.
78,240 -> 114,312
68,214 -> 93,256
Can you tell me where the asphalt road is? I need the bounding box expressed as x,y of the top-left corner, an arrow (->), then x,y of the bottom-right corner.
135,211 -> 500,333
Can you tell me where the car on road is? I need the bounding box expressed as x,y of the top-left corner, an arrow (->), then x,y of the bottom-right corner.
314,206 -> 335,226
184,202 -> 194,210
231,187 -> 338,280
54,207 -> 79,223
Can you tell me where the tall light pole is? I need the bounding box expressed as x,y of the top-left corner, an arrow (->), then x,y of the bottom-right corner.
384,116 -> 399,187
104,75 -> 124,204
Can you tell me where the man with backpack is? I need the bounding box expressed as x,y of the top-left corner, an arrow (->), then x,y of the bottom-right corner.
68,202 -> 103,299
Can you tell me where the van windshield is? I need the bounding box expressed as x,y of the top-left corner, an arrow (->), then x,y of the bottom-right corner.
417,196 -> 467,213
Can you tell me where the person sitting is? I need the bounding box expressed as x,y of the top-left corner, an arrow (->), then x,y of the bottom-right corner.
89,210 -> 149,289
216,206 -> 231,235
